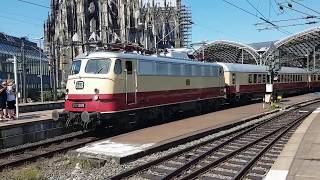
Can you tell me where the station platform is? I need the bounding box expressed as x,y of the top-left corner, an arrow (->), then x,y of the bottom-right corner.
265,101 -> 320,180
0,109 -> 59,129
0,109 -> 64,149
76,93 -> 320,163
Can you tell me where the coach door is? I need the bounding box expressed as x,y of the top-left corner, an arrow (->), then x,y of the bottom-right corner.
125,60 -> 137,105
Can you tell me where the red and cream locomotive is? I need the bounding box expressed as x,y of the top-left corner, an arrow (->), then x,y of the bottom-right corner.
53,49 -> 318,130
53,50 -> 226,129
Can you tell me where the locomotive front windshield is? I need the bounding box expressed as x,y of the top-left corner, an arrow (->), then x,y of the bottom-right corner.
70,60 -> 81,75
85,59 -> 111,74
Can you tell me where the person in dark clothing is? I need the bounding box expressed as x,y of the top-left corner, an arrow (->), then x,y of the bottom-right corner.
0,81 -> 7,121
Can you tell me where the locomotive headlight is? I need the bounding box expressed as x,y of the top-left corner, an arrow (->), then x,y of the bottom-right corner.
92,94 -> 99,101
65,89 -> 69,100
93,88 -> 99,101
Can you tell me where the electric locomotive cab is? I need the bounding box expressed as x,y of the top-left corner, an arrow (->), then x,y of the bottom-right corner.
53,53 -> 123,129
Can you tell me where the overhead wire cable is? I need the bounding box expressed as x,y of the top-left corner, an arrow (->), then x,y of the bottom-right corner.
16,0 -> 49,9
222,0 -> 291,35
255,16 -> 320,25
278,3 -> 313,16
291,0 -> 320,15
257,21 -> 319,31
0,15 -> 41,26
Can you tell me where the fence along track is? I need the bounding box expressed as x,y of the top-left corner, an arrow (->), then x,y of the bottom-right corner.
110,101 -> 319,180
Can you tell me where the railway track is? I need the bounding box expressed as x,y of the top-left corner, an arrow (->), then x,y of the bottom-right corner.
0,131 -> 101,171
111,101 -> 319,180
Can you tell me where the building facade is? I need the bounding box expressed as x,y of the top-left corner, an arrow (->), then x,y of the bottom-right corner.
45,0 -> 191,88
0,32 -> 50,101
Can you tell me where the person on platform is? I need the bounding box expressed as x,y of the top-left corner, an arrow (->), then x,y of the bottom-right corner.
6,80 -> 16,120
0,81 -> 7,121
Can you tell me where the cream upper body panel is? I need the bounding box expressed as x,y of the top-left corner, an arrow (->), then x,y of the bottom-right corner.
67,51 -> 225,94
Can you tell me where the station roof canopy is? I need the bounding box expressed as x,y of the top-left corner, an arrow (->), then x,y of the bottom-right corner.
195,27 -> 320,68
195,40 -> 261,65
263,27 -> 320,67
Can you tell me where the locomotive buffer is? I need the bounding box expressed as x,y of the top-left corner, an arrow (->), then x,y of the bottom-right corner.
265,50 -> 281,103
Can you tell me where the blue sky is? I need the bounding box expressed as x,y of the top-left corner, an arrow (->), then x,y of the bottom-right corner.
0,0 -> 320,44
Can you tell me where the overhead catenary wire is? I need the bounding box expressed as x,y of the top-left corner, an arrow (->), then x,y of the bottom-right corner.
257,21 -> 319,31
16,0 -> 49,9
222,0 -> 291,35
291,0 -> 320,15
255,16 -> 320,26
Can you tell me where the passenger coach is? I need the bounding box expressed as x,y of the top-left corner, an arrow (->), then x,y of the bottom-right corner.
56,51 -> 226,129
217,62 -> 310,102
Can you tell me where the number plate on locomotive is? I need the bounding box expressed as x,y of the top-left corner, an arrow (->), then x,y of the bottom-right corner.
75,81 -> 84,89
73,103 -> 85,108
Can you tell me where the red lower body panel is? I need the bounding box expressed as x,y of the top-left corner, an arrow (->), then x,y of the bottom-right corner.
65,87 -> 223,112
226,82 -> 309,96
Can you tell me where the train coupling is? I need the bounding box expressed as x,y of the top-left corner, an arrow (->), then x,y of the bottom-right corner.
81,111 -> 101,129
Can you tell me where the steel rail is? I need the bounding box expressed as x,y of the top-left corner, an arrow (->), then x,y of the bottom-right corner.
110,106 -> 295,179
110,99 -> 320,180
0,131 -> 90,158
0,132 -> 100,171
180,110 -> 311,180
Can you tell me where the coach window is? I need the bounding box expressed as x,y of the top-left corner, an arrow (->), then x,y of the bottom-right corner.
156,62 -> 169,75
262,74 -> 266,83
192,65 -> 201,76
232,73 -> 236,84
125,61 -> 133,74
258,74 -> 262,83
171,63 -> 181,76
114,59 -> 122,74
184,65 -> 192,76
248,74 -> 252,83
253,74 -> 257,83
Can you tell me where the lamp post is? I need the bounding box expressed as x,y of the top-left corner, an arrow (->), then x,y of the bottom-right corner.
39,38 -> 44,102
32,37 -> 44,102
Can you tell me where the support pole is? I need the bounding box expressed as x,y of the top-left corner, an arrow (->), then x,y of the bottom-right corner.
13,56 -> 19,118
39,39 -> 43,102
313,46 -> 316,70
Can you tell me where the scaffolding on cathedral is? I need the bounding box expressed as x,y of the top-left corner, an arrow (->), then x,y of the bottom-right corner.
44,0 -> 192,88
